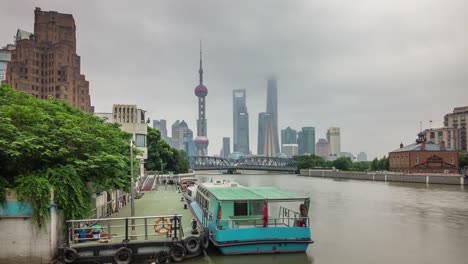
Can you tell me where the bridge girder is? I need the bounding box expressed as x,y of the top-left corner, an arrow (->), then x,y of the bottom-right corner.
188,156 -> 297,172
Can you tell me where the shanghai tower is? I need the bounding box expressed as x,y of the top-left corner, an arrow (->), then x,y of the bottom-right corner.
194,44 -> 209,156
266,78 -> 280,154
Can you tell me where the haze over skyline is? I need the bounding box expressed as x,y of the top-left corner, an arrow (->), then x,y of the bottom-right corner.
1,0 -> 467,159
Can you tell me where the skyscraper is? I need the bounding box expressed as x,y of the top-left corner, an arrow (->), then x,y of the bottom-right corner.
315,138 -> 330,160
300,127 -> 315,155
258,112 -> 273,155
266,78 -> 280,154
281,127 -> 297,152
327,127 -> 341,160
221,137 -> 231,158
5,8 -> 93,112
237,106 -> 250,154
0,44 -> 15,82
153,119 -> 168,141
297,131 -> 303,154
233,89 -> 249,154
183,129 -> 196,157
194,44 -> 209,156
282,144 -> 299,158
171,120 -> 189,150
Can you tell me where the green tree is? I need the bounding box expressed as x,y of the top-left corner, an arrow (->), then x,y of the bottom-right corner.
0,84 -> 133,226
370,158 -> 379,171
351,161 -> 370,172
293,154 -> 329,170
459,151 -> 468,168
333,157 -> 353,171
145,127 -> 189,174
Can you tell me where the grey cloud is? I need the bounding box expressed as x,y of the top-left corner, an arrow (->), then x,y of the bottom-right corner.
1,0 -> 467,159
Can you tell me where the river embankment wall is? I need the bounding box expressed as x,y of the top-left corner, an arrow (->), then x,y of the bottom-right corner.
0,190 -> 64,263
299,169 -> 467,185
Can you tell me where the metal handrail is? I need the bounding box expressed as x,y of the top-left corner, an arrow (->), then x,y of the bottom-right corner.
216,216 -> 309,229
67,214 -> 184,246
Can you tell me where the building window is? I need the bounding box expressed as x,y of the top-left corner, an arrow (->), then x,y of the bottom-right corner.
451,156 -> 454,164
135,134 -> 146,147
416,156 -> 419,164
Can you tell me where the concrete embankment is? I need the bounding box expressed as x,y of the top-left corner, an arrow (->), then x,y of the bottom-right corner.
299,169 -> 467,185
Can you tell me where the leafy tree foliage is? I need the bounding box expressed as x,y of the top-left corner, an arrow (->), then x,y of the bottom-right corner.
370,156 -> 389,171
333,157 -> 353,171
145,127 -> 189,174
0,84 -> 133,226
350,161 -> 370,172
459,151 -> 468,168
293,154 -> 332,170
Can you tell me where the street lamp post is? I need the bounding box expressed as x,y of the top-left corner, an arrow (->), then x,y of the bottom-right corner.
130,140 -> 136,239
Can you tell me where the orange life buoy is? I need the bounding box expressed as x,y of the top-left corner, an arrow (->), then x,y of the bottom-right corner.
154,217 -> 172,235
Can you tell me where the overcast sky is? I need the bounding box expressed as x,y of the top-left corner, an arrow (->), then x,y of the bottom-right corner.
2,0 -> 467,159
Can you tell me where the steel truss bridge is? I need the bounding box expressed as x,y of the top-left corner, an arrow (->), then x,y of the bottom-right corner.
188,156 -> 298,172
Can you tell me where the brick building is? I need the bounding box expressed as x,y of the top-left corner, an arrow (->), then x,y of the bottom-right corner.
389,133 -> 459,174
5,8 -> 93,112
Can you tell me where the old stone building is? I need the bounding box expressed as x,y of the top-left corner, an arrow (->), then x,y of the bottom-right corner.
5,8 -> 93,112
389,133 -> 459,174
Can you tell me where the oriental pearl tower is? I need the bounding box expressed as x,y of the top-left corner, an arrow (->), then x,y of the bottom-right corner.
194,43 -> 209,156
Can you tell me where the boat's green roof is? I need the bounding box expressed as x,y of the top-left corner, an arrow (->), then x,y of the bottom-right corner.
207,186 -> 307,201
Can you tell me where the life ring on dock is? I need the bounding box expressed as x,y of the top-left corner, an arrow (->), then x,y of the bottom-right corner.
154,217 -> 172,235
170,243 -> 186,262
201,232 -> 210,249
63,247 -> 78,263
184,236 -> 201,254
114,247 -> 132,264
154,251 -> 170,264
181,185 -> 187,191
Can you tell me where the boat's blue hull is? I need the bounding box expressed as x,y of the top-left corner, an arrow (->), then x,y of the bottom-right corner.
217,242 -> 310,255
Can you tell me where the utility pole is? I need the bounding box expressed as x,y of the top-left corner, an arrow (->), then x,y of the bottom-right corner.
130,140 -> 136,240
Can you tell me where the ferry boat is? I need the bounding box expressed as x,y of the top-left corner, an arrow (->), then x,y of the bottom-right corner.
190,181 -> 313,255
180,177 -> 198,204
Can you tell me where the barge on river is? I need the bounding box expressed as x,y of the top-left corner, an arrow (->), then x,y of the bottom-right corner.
190,182 -> 313,255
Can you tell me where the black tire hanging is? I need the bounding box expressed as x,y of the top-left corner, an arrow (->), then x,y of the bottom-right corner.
169,243 -> 186,262
184,236 -> 201,254
114,247 -> 133,264
63,247 -> 78,263
202,232 -> 210,249
154,251 -> 170,264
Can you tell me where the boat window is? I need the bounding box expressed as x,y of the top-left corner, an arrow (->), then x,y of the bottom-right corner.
250,201 -> 264,215
234,201 -> 248,216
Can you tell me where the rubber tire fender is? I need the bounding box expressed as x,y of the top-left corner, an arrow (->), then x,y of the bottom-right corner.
169,243 -> 186,262
154,251 -> 170,264
114,247 -> 133,264
202,232 -> 210,249
184,236 -> 201,254
63,247 -> 78,263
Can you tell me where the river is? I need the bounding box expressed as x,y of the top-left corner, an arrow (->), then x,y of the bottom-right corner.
184,172 -> 468,264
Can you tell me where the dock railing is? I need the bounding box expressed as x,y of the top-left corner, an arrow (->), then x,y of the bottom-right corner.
66,214 -> 184,246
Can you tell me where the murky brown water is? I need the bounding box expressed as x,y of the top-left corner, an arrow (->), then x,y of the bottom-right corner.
186,173 -> 468,264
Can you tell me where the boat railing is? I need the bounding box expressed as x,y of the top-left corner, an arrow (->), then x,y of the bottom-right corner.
216,216 -> 309,230
65,214 -> 184,246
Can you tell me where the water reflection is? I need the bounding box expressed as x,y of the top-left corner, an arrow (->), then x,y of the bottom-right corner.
183,249 -> 313,264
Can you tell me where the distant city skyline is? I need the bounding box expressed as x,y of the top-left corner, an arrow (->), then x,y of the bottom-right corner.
1,1 -> 466,159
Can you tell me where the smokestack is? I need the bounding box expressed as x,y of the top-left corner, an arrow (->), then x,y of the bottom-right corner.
400,142 -> 404,149
421,140 -> 426,151
441,141 -> 446,151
